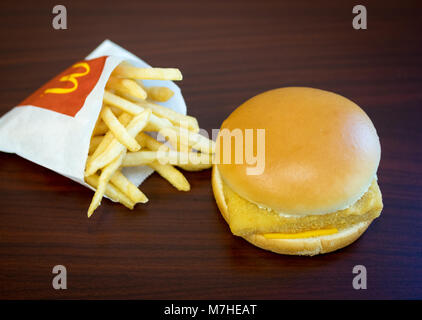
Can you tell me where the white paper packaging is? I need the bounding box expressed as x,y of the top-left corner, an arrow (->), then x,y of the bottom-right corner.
0,39 -> 187,191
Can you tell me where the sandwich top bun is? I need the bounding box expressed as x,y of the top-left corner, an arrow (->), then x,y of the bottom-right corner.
215,87 -> 381,216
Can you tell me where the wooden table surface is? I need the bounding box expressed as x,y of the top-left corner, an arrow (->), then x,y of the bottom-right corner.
0,0 -> 421,300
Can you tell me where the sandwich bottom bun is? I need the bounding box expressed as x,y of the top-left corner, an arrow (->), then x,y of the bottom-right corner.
212,165 -> 374,256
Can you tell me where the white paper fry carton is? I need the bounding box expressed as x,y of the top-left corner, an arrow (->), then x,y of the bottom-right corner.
0,39 -> 187,192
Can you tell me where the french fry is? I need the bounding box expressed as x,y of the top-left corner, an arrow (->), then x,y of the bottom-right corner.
160,126 -> 215,154
106,76 -> 147,100
136,99 -> 199,133
148,161 -> 190,191
85,109 -> 151,177
174,161 -> 214,172
163,150 -> 212,167
87,151 -> 126,217
92,120 -> 108,136
113,62 -> 183,81
101,106 -> 141,152
103,90 -> 144,114
122,150 -> 212,168
117,85 -> 198,133
159,126 -> 190,152
85,173 -> 134,210
136,133 -> 211,171
91,132 -> 113,160
136,132 -> 169,151
88,113 -> 132,166
135,118 -> 212,154
88,136 -> 104,155
109,105 -> 123,117
103,91 -> 173,131
110,170 -> 148,204
122,151 -> 157,166
183,127 -> 215,154
145,86 -> 174,102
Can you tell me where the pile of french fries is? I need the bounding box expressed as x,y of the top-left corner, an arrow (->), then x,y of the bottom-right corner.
85,62 -> 215,217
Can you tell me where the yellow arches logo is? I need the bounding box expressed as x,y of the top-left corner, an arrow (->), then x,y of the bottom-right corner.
44,62 -> 90,95
18,56 -> 106,117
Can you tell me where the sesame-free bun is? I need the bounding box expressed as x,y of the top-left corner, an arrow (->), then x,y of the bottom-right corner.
215,87 -> 381,216
212,165 -> 372,256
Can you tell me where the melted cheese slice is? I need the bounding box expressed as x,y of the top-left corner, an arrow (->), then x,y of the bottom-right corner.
262,228 -> 338,239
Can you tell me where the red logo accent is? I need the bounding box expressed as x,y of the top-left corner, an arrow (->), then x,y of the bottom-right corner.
18,56 -> 107,117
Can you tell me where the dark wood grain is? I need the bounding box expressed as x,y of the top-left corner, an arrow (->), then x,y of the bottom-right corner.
0,0 -> 421,299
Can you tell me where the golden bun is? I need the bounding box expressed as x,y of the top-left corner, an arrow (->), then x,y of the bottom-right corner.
212,165 -> 372,256
215,87 -> 381,216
